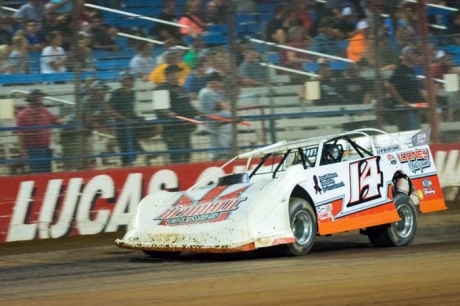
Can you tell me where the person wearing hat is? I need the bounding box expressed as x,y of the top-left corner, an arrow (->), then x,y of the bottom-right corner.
61,80 -> 112,170
154,64 -> 200,164
108,71 -> 162,166
148,50 -> 191,86
387,46 -> 425,131
347,20 -> 370,62
198,72 -> 232,161
333,7 -> 357,39
16,89 -> 61,173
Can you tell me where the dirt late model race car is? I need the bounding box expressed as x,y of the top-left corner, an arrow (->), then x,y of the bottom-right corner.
116,128 -> 446,257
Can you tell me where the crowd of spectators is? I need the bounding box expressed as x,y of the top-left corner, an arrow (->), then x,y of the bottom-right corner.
2,0 -> 460,173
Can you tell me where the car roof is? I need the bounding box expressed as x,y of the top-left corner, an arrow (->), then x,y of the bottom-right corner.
238,128 -> 412,159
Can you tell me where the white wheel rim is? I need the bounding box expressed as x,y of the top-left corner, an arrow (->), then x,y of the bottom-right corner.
292,210 -> 313,244
393,203 -> 414,238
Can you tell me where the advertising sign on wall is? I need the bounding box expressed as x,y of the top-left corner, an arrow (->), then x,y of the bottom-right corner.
0,144 -> 458,243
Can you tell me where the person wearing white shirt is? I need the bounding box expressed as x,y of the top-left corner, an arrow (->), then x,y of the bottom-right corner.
129,41 -> 156,81
40,31 -> 67,73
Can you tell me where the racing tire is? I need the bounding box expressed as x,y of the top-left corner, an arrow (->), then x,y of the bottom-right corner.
278,197 -> 317,256
142,250 -> 181,259
367,193 -> 418,247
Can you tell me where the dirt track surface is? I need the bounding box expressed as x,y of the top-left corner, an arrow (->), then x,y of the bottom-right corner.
1,203 -> 460,306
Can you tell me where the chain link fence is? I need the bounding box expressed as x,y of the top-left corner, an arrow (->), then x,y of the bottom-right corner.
1,0 -> 460,176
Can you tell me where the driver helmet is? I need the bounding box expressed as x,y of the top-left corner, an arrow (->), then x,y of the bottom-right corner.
321,144 -> 344,164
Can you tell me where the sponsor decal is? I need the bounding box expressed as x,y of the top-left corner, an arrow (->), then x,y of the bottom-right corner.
319,211 -> 332,220
313,175 -> 322,194
318,173 -> 345,193
387,154 -> 397,165
423,188 -> 436,195
305,147 -> 318,157
423,179 -> 433,188
397,149 -> 431,173
377,144 -> 401,155
317,203 -> 333,214
154,185 -> 251,226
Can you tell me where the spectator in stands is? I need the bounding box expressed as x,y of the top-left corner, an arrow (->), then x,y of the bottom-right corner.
151,0 -> 181,42
40,31 -> 67,74
206,0 -> 226,24
446,12 -> 460,45
149,50 -> 191,85
239,48 -> 268,87
129,41 -> 156,82
178,0 -> 205,36
316,62 -> 343,106
235,37 -> 251,67
89,14 -> 119,52
292,0 -> 314,36
156,39 -> 184,64
0,45 -> 9,74
339,63 -> 371,104
279,26 -> 312,74
66,32 -> 95,72
333,7 -> 357,39
198,72 -> 232,161
347,20 -> 370,62
387,46 -> 425,130
431,50 -> 459,122
0,19 -> 12,46
109,71 -> 162,166
0,0 -> 15,34
362,31 -> 399,71
16,89 -> 61,173
183,35 -> 207,69
12,0 -> 46,28
184,56 -> 210,100
42,8 -> 67,40
265,4 -> 287,44
5,30 -> 29,74
311,20 -> 341,57
24,20 -> 45,52
154,65 -> 200,164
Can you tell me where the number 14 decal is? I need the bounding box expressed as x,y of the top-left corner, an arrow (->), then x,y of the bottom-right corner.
348,156 -> 383,207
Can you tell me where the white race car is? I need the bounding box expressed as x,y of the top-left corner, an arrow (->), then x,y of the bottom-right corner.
116,128 -> 446,257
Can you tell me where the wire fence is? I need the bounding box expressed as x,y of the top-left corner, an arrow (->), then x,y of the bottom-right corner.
1,1 -> 460,175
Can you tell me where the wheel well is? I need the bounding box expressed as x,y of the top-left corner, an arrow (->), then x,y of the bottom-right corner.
290,185 -> 315,212
392,171 -> 414,197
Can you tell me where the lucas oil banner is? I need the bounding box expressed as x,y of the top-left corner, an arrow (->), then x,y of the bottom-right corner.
0,144 -> 459,243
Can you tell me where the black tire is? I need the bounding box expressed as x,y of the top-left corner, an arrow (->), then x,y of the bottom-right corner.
277,197 -> 317,256
367,193 -> 418,247
142,250 -> 181,259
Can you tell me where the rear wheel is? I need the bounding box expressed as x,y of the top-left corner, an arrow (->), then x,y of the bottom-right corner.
142,250 -> 181,259
367,193 -> 418,247
277,197 -> 317,256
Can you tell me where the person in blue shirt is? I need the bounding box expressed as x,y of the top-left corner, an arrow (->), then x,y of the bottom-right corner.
183,56 -> 210,100
311,20 -> 341,57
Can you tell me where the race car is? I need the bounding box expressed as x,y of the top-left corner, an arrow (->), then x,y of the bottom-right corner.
116,128 -> 446,257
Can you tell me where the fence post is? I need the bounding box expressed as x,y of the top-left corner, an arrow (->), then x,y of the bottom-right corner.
371,0 -> 385,130
417,0 -> 441,143
226,1 -> 240,157
72,0 -> 84,170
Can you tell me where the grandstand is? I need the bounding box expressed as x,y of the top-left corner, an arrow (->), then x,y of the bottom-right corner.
1,0 -> 460,175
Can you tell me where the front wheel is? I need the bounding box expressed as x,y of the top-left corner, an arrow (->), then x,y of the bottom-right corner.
277,197 -> 317,256
367,193 -> 418,247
